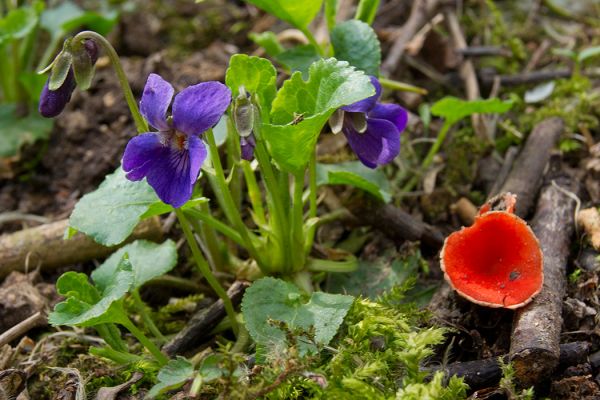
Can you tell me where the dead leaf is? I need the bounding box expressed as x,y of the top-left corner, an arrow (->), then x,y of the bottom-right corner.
95,372 -> 143,400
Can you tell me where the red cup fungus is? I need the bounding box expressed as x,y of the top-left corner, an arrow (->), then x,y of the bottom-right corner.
440,193 -> 543,309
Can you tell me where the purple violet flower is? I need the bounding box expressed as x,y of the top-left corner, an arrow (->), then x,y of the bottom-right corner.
122,73 -> 231,208
39,40 -> 99,118
338,76 -> 408,168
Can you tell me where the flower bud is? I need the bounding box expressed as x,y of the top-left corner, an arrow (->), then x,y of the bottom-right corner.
240,134 -> 256,161
39,69 -> 77,118
232,86 -> 255,137
39,39 -> 99,118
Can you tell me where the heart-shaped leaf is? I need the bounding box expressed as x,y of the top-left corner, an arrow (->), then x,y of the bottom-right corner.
263,58 -> 374,172
91,240 -> 178,291
331,20 -> 381,76
49,257 -> 134,327
242,277 -> 354,351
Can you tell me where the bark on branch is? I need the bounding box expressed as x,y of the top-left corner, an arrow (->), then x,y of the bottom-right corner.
509,169 -> 581,387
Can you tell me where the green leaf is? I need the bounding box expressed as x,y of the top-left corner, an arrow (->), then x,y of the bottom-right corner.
242,277 -> 354,351
40,1 -> 84,36
430,96 -> 513,125
68,167 -> 163,246
331,20 -> 381,76
147,357 -> 194,398
225,54 -> 277,118
316,161 -> 391,202
91,240 -> 178,291
355,0 -> 381,25
244,0 -> 323,30
0,104 -> 53,157
0,7 -> 38,42
578,46 -> 600,63
49,258 -> 134,327
263,58 -> 374,172
275,44 -> 321,77
249,31 -> 283,57
327,250 -> 427,300
41,1 -> 118,38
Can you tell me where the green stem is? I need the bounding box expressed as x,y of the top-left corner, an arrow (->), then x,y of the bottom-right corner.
230,319 -> 250,354
306,255 -> 358,273
120,316 -> 168,366
89,346 -> 143,365
290,171 -> 306,272
242,161 -> 266,227
131,289 -> 166,343
0,45 -> 15,101
304,152 -> 318,255
402,121 -> 451,193
379,77 -> 428,95
95,323 -> 128,353
72,31 -> 148,133
176,209 -> 240,337
292,270 -> 314,293
204,129 -> 262,266
184,208 -> 245,247
301,27 -> 323,56
192,200 -> 226,271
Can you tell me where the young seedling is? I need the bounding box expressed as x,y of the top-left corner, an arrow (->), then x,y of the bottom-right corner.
440,193 -> 543,309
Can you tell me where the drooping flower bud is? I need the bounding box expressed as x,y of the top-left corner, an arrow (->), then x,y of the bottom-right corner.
39,39 -> 99,118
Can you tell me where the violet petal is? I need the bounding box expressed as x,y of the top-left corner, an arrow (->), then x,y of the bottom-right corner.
145,135 -> 206,207
122,133 -> 166,181
369,103 -> 408,132
240,135 -> 256,161
343,118 -> 400,168
341,76 -> 381,113
140,73 -> 174,131
172,81 -> 231,136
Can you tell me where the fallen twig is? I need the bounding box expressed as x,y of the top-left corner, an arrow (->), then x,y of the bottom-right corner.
352,198 -> 445,250
492,117 -> 564,217
445,10 -> 486,139
433,341 -> 590,391
0,217 -> 162,278
480,69 -> 572,87
0,311 -> 46,348
163,281 -> 249,356
510,167 -> 582,388
381,0 -> 441,76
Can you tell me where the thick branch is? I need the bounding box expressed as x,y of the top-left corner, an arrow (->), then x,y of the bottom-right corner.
0,218 -> 162,277
493,117 -> 564,218
509,168 -> 581,387
163,281 -> 249,356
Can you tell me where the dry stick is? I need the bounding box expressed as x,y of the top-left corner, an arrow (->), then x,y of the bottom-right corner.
509,170 -> 581,388
0,311 -> 47,347
480,69 -> 572,87
445,10 -> 487,140
0,218 -> 162,278
381,0 -> 440,76
162,281 -> 249,357
432,341 -> 590,391
487,146 -> 519,198
353,198 -> 445,250
492,117 -> 564,218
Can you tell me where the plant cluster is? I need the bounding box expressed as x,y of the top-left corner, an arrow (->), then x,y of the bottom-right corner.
32,0 -> 527,397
